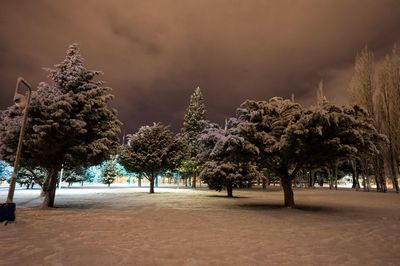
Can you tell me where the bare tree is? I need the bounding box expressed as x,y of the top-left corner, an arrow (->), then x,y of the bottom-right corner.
349,46 -> 376,117
376,44 -> 400,192
349,46 -> 388,191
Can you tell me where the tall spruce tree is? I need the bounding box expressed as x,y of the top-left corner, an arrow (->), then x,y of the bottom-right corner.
0,44 -> 121,207
181,87 -> 207,187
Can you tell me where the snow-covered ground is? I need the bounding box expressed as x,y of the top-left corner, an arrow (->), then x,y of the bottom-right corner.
1,187 -> 399,266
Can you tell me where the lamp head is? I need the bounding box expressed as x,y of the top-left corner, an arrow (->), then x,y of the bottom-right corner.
13,93 -> 27,110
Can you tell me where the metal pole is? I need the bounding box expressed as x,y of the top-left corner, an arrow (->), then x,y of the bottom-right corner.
7,78 -> 32,203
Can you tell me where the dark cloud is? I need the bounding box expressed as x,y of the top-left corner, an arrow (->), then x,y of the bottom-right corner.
1,0 -> 399,133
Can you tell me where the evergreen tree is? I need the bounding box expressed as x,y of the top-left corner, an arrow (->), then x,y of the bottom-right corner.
199,120 -> 259,197
100,160 -> 119,187
16,167 -> 46,189
119,122 -> 178,193
16,168 -> 43,189
181,87 -> 207,187
85,165 -> 102,183
16,168 -> 33,188
0,160 -> 12,183
237,97 -> 382,207
182,87 -> 206,149
63,168 -> 85,187
0,44 -> 121,207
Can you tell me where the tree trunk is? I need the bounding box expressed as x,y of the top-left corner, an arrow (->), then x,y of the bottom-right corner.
41,175 -> 50,197
392,175 -> 399,193
374,175 -> 380,192
351,160 -> 360,190
192,176 -> 197,188
388,130 -> 399,192
381,176 -> 387,192
138,177 -> 142,187
150,175 -> 155,193
309,169 -> 314,188
389,153 -> 399,192
362,175 -> 367,191
281,176 -> 295,208
42,167 -> 60,208
227,182 -> 233,197
262,178 -> 267,190
378,154 -> 387,192
332,162 -> 338,190
327,168 -> 333,189
383,83 -> 398,192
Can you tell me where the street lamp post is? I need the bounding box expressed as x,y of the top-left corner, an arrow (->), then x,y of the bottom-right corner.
6,77 -> 32,203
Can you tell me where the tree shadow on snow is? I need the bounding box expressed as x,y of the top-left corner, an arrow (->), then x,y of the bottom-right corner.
53,203 -> 106,210
237,203 -> 338,213
206,195 -> 249,199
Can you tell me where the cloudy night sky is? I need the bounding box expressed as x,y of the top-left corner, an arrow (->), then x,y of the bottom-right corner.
1,0 -> 399,133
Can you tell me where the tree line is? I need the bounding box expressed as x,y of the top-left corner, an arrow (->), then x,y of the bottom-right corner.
0,43 -> 399,209
348,45 -> 400,192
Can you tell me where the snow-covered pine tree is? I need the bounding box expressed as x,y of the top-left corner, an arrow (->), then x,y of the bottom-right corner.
306,101 -> 384,190
15,169 -> 32,188
84,165 -> 102,183
199,119 -> 259,197
0,43 -> 121,207
63,168 -> 85,187
182,87 -> 206,150
237,97 -> 382,207
119,122 -> 178,193
237,98 -> 303,206
181,87 -> 207,188
0,160 -> 12,183
16,167 -> 46,189
100,160 -> 119,187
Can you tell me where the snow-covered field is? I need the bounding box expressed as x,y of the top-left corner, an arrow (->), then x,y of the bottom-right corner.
1,187 -> 399,266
